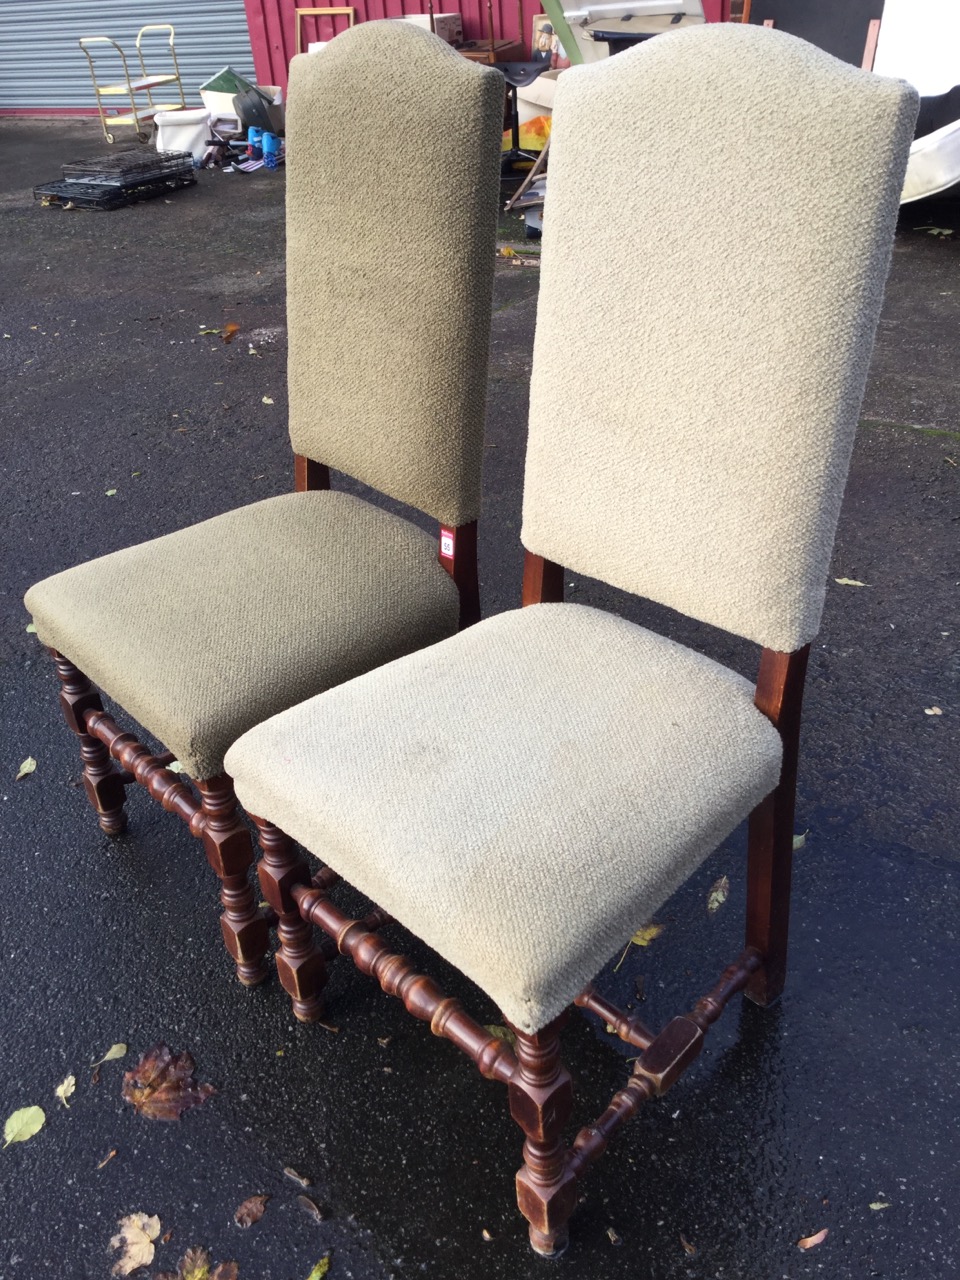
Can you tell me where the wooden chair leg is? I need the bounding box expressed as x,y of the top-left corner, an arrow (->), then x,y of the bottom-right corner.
196,776 -> 270,988
745,646 -> 808,1007
508,1017 -> 578,1256
252,816 -> 328,1022
51,651 -> 127,836
744,786 -> 794,1006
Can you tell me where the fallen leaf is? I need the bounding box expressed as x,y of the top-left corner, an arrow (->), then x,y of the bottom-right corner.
25,622 -> 37,633
161,1230 -> 173,1244
109,1212 -> 161,1276
305,1259 -> 331,1280
481,1228 -> 494,1241
376,1036 -> 392,1048
97,1147 -> 118,1169
706,875 -> 729,913
198,328 -> 221,336
869,1201 -> 892,1211
91,1066 -> 101,1086
261,396 -> 274,405
606,1226 -> 622,1246
122,1044 -> 215,1122
3,1105 -> 46,1148
15,756 -> 37,781
484,1024 -> 517,1048
834,577 -> 868,587
924,707 -> 943,716
91,1043 -> 127,1067
679,1232 -> 697,1256
55,1074 -> 76,1109
283,1166 -> 311,1187
793,831 -> 808,850
234,1194 -> 269,1228
500,246 -> 517,257
179,1246 -> 212,1280
297,1194 -> 327,1224
797,1227 -> 829,1250
211,1265 -> 239,1280
167,760 -> 186,773
222,322 -> 241,344
105,488 -> 118,497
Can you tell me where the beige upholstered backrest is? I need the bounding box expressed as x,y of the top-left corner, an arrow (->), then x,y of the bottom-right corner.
521,25 -> 917,651
286,23 -> 503,526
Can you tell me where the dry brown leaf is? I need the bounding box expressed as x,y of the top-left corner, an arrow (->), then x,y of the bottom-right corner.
797,1227 -> 829,1250
298,1194 -> 327,1225
706,875 -> 729,914
834,577 -> 869,587
680,1232 -> 697,1256
606,1226 -> 622,1246
283,1166 -> 311,1187
233,1194 -> 269,1228
121,1044 -> 215,1122
481,1228 -> 494,1242
97,1147 -> 118,1169
210,1265 -> 239,1280
221,322 -> 241,344
109,1212 -> 161,1276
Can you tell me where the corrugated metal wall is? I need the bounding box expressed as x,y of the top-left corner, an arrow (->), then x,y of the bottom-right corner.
0,0 -> 255,109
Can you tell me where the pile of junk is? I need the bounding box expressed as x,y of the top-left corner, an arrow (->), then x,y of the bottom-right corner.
512,0 -> 960,235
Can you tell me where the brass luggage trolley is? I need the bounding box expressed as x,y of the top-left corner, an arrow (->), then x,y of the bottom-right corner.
80,24 -> 186,144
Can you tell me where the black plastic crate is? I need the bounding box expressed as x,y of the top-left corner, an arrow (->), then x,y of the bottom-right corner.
61,148 -> 194,187
34,172 -> 196,211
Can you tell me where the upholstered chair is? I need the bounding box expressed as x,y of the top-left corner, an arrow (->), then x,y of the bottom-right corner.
225,23 -> 915,1255
23,23 -> 503,1004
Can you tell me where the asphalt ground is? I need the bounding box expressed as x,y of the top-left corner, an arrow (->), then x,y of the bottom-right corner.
0,120 -> 957,1280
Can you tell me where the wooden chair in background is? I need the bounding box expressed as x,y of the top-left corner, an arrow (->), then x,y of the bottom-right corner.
24,24 -> 503,1011
224,24 -> 917,1253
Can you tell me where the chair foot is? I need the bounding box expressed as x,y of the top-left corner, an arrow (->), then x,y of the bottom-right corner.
508,1018 -> 579,1254
197,776 -> 271,988
528,1225 -> 569,1258
50,652 -> 128,835
252,816 -> 328,1021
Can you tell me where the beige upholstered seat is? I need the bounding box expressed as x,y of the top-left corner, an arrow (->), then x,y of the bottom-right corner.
26,492 -> 459,780
226,604 -> 783,1031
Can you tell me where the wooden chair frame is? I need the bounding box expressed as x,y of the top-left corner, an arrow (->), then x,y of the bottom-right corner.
247,548 -> 808,1253
47,452 -> 480,994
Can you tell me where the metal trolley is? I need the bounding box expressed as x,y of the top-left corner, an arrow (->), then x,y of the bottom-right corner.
79,24 -> 186,144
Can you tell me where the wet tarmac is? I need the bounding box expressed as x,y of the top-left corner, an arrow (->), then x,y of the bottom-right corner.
1,120 -> 957,1280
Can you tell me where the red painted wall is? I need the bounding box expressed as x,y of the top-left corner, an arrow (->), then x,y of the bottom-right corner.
244,0 -> 725,91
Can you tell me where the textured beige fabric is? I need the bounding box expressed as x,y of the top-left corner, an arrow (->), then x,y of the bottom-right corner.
226,605 -> 782,1033
25,493 -> 459,780
286,24 -> 503,526
522,24 -> 918,652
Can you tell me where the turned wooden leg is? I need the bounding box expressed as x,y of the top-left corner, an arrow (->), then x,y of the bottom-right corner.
252,816 -> 327,1022
51,651 -> 127,836
196,776 -> 270,988
508,1016 -> 578,1257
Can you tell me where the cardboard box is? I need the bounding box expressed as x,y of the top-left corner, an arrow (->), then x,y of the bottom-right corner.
396,13 -> 464,45
517,67 -> 564,125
